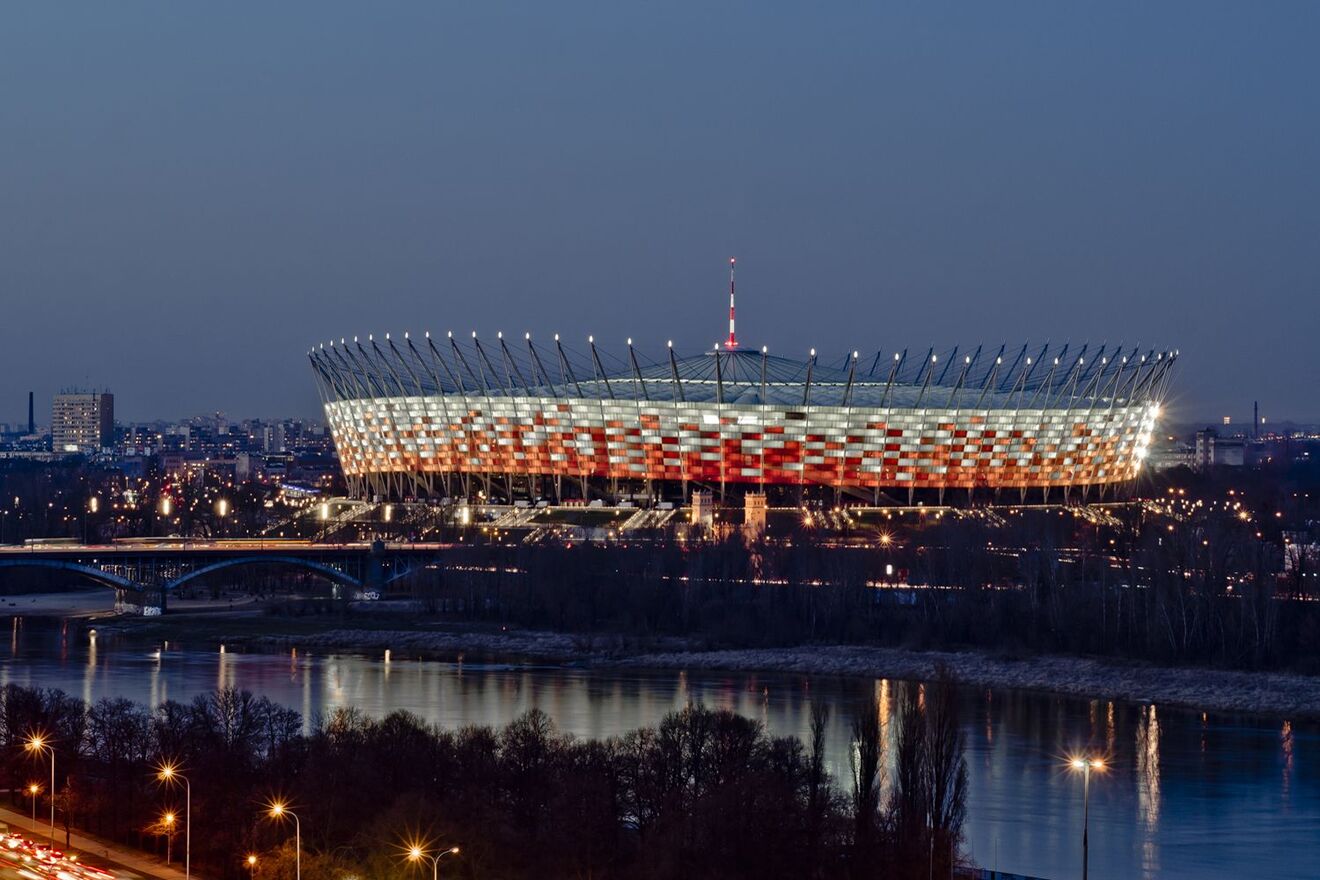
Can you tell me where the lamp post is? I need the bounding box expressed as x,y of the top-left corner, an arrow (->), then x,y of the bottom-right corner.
408,845 -> 460,880
268,803 -> 300,880
162,812 -> 176,864
26,784 -> 40,835
157,763 -> 191,880
24,734 -> 55,847
1069,756 -> 1105,880
245,853 -> 258,880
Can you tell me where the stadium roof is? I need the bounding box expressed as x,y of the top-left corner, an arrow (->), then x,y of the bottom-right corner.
310,334 -> 1176,410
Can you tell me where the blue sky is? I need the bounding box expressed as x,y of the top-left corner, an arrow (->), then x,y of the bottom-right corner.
2,3 -> 1317,422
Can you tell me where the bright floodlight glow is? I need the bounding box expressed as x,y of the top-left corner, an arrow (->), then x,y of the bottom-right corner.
1071,757 -> 1086,769
269,802 -> 286,817
408,846 -> 423,861
25,734 -> 45,751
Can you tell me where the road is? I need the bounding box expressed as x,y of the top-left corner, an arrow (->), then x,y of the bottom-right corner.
0,803 -> 191,880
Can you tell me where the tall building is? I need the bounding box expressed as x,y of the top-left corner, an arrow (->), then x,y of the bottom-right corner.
52,391 -> 114,454
1195,428 -> 1245,470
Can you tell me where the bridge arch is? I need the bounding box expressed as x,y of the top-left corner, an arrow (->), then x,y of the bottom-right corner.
164,556 -> 364,593
0,558 -> 136,592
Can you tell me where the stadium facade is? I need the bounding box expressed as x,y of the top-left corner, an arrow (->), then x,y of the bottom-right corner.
309,330 -> 1176,506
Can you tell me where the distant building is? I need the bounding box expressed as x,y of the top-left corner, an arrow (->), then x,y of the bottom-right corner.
1195,428 -> 1245,470
52,391 -> 114,454
1147,442 -> 1195,472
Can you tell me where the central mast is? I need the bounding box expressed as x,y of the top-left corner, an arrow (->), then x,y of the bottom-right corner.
726,257 -> 738,349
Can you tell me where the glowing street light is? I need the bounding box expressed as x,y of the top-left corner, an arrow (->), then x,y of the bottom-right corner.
1069,756 -> 1106,880
162,812 -> 177,864
245,854 -> 258,880
407,844 -> 461,880
26,783 -> 40,834
24,733 -> 55,846
267,802 -> 300,880
157,763 -> 192,880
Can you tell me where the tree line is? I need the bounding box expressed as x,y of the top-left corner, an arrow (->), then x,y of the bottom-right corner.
1,675 -> 968,880
404,491 -> 1319,673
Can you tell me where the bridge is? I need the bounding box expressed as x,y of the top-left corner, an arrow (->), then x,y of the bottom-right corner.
0,541 -> 448,614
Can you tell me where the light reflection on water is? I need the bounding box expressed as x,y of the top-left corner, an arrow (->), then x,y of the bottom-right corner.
4,624 -> 1319,880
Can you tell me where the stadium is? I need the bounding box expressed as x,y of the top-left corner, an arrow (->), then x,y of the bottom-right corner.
309,320 -> 1175,509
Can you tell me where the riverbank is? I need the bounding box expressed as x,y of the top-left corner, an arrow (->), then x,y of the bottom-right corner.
80,610 -> 1320,719
260,627 -> 1320,717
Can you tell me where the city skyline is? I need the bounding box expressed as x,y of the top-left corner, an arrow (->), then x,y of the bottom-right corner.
4,4 -> 1319,424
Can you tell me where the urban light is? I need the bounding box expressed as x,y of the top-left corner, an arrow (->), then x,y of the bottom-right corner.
407,843 -> 461,880
246,854 -> 258,880
1068,755 -> 1106,880
266,802 -> 300,880
26,783 -> 40,834
157,763 -> 192,880
162,812 -> 177,864
24,733 -> 55,846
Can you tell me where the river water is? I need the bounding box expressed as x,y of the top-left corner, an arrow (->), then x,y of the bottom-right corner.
3,619 -> 1315,880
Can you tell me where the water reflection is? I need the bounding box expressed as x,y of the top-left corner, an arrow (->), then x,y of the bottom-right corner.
0,626 -> 1317,880
1136,703 -> 1161,829
1282,719 -> 1294,801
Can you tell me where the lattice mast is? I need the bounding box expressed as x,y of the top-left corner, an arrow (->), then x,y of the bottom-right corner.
726,257 -> 738,349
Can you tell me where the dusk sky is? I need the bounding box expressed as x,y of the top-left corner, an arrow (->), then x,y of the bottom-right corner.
3,3 -> 1317,424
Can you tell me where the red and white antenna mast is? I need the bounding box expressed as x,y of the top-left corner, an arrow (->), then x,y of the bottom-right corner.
726,257 -> 739,349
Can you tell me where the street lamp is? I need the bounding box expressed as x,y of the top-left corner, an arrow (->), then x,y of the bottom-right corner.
157,763 -> 192,880
245,853 -> 258,880
26,783 -> 40,835
162,812 -> 176,864
267,802 -> 300,880
1069,756 -> 1106,880
408,844 -> 460,880
24,733 -> 55,846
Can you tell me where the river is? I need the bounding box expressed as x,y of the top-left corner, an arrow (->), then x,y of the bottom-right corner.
3,617 -> 1316,880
